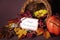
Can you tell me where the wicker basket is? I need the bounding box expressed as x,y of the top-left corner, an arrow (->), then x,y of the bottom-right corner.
20,0 -> 52,18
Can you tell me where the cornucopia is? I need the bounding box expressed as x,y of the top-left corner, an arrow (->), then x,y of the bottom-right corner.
0,0 -> 60,40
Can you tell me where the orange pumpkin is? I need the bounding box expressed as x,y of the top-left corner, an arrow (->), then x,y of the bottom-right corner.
46,16 -> 60,35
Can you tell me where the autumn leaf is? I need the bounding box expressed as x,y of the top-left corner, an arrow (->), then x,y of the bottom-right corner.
36,28 -> 44,36
8,18 -> 19,23
14,28 -> 27,39
43,31 -> 51,39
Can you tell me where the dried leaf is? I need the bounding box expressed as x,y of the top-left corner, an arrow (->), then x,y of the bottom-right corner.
36,28 -> 44,36
43,31 -> 51,39
14,28 -> 27,39
0,33 -> 3,38
8,18 -> 19,23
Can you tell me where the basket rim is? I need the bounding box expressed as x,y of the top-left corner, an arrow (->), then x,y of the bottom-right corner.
20,0 -> 52,17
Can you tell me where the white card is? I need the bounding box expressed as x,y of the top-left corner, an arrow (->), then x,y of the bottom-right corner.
20,17 -> 38,31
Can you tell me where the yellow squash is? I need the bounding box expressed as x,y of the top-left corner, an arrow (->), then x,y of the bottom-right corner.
34,9 -> 48,18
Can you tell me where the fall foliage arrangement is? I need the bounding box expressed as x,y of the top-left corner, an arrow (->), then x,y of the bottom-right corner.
0,0 -> 60,40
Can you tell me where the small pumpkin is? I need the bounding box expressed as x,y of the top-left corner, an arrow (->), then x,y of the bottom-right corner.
46,16 -> 60,35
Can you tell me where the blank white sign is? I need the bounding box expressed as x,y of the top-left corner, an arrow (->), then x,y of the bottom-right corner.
20,17 -> 38,31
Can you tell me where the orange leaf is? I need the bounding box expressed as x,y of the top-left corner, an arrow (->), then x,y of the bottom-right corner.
43,31 -> 51,39
36,28 -> 44,36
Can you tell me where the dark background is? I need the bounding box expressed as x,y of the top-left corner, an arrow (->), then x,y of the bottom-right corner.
0,0 -> 60,40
